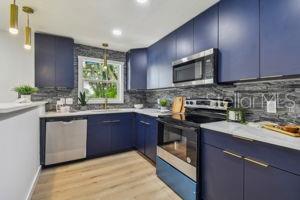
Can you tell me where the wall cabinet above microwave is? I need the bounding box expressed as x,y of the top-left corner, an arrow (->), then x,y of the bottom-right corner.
35,33 -> 74,88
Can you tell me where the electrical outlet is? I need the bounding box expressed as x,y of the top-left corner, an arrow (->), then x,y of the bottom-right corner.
66,98 -> 73,105
267,100 -> 277,113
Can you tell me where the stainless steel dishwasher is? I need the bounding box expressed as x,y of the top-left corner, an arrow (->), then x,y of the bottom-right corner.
45,117 -> 87,165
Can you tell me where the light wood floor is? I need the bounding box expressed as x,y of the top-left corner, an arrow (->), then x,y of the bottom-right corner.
32,151 -> 182,200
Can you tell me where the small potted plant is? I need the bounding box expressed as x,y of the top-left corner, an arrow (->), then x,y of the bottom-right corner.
78,91 -> 88,111
159,98 -> 169,112
14,85 -> 39,103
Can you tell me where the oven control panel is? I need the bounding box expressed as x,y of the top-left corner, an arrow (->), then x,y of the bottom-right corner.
185,99 -> 230,110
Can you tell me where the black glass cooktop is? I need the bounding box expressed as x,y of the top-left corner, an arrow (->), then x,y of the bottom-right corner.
159,111 -> 226,127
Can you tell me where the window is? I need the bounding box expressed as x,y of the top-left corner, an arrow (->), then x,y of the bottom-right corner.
78,56 -> 124,104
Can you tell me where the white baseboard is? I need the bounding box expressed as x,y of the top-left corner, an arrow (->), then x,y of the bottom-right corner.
25,165 -> 41,200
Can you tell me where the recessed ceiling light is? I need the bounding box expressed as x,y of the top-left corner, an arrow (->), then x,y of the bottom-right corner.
136,0 -> 148,4
112,29 -> 122,37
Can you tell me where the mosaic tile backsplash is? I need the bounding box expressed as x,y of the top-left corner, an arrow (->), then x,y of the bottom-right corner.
32,43 -> 299,123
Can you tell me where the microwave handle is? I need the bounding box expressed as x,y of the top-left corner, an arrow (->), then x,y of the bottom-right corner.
157,119 -> 198,132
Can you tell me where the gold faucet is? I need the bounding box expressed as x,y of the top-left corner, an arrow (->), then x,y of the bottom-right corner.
103,97 -> 108,110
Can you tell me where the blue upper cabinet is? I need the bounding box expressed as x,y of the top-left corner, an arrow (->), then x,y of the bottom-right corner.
35,33 -> 56,88
194,4 -> 219,53
35,33 -> 74,88
147,43 -> 160,89
218,0 -> 260,82
158,32 -> 176,88
55,36 -> 74,88
260,0 -> 300,78
176,20 -> 194,60
127,48 -> 147,90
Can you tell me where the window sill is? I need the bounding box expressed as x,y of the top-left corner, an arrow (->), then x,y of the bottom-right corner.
87,99 -> 124,104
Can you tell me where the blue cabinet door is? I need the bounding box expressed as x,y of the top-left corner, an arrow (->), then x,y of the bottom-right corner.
244,159 -> 300,200
127,49 -> 147,90
176,20 -> 194,60
35,33 -> 74,88
35,33 -> 56,87
194,4 -> 219,53
202,144 -> 244,200
260,0 -> 300,78
147,44 -> 159,89
136,114 -> 146,154
87,115 -> 111,157
158,32 -> 176,88
218,0 -> 260,82
111,113 -> 134,152
144,116 -> 158,163
55,36 -> 74,88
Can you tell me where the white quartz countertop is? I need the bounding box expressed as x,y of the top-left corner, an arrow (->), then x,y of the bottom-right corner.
40,108 -> 172,118
0,101 -> 47,114
201,121 -> 300,151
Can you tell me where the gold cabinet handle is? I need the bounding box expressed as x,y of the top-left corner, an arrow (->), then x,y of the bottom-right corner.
232,135 -> 254,142
223,150 -> 242,159
244,157 -> 269,168
260,75 -> 283,79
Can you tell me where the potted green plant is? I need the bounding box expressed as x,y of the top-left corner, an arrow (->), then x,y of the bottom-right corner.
159,98 -> 169,112
78,91 -> 88,111
14,85 -> 39,103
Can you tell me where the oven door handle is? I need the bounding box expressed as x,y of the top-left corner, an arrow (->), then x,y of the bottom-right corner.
157,119 -> 199,132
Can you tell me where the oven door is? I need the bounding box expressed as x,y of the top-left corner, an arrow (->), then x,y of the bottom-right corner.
157,120 -> 198,181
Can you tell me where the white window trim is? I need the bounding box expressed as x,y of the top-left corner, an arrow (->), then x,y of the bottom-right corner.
78,56 -> 124,104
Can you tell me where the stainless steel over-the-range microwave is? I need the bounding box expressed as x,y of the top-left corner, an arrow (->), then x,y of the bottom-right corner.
172,48 -> 218,87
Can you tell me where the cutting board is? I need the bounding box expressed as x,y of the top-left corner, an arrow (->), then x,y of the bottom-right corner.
172,96 -> 185,113
262,124 -> 300,137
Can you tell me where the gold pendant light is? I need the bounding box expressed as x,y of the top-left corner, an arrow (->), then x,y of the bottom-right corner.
22,6 -> 34,50
9,0 -> 19,34
102,43 -> 109,70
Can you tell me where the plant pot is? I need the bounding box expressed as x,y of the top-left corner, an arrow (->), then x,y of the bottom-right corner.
80,106 -> 88,111
160,106 -> 168,112
20,95 -> 31,103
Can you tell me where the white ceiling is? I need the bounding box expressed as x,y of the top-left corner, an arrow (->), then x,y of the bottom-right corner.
0,0 -> 219,52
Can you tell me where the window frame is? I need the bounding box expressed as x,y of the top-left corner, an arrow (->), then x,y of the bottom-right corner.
78,56 -> 124,104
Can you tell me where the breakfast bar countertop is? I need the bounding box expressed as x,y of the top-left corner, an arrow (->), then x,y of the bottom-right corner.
201,121 -> 300,151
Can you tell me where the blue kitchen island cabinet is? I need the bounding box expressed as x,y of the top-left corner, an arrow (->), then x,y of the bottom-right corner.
244,159 -> 300,200
260,0 -> 300,78
176,20 -> 194,60
135,114 -> 158,163
218,0 -> 260,82
127,48 -> 147,90
202,144 -> 243,200
202,128 -> 300,200
193,4 -> 219,53
35,33 -> 74,88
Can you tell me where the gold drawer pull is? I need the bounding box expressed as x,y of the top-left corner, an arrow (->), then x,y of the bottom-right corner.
223,150 -> 242,159
232,135 -> 254,142
245,158 -> 269,168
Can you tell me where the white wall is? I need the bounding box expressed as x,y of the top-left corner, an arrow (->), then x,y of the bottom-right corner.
0,106 -> 43,200
0,30 -> 34,102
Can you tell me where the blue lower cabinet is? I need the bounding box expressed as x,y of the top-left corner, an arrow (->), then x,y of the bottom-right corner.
244,159 -> 300,200
156,157 -> 197,200
136,114 -> 146,154
202,144 -> 244,200
111,113 -> 134,152
87,113 -> 134,158
136,114 -> 158,162
87,115 -> 112,157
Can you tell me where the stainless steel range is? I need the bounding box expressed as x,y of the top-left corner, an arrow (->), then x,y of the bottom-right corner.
156,98 -> 230,200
